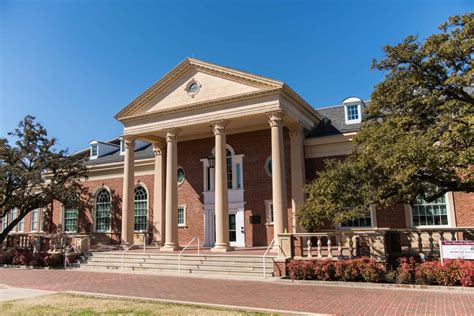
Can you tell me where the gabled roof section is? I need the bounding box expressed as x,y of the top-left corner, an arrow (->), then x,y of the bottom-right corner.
114,58 -> 284,121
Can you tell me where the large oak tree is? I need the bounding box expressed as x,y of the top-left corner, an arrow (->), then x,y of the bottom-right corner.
0,116 -> 90,243
298,14 -> 473,230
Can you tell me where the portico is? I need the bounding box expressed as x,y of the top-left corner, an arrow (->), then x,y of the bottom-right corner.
115,58 -> 321,250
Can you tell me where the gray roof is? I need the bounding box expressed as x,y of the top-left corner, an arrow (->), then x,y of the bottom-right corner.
83,102 -> 368,166
84,144 -> 155,166
307,103 -> 367,138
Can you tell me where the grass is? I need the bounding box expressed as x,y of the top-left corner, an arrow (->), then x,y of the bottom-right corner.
0,293 -> 275,315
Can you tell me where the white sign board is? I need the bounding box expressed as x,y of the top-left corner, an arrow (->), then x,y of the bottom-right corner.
439,240 -> 474,263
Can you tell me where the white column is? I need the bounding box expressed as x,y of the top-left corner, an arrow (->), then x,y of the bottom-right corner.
121,137 -> 135,245
152,141 -> 166,245
211,120 -> 233,252
289,125 -> 306,233
161,128 -> 180,251
268,112 -> 288,249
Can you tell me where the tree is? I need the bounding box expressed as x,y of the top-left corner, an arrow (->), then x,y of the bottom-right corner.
0,116 -> 90,243
298,14 -> 473,230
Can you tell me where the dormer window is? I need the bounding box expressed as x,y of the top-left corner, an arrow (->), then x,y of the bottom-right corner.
342,97 -> 364,124
90,144 -> 98,159
89,140 -> 119,160
120,138 -> 125,155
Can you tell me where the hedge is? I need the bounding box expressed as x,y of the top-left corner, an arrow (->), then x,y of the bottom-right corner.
287,257 -> 474,287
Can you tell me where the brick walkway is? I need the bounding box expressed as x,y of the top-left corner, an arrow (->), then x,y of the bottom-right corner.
0,269 -> 473,315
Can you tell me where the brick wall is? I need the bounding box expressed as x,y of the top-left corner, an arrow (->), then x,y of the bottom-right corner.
453,192 -> 474,227
35,128 -> 292,247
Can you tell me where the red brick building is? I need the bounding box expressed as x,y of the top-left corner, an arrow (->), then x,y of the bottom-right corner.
2,59 -> 473,251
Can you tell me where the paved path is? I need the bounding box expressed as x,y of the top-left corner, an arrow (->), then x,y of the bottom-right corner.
0,284 -> 55,302
0,269 -> 473,315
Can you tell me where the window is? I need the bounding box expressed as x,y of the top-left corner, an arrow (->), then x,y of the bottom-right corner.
177,167 -> 185,185
134,186 -> 148,231
31,209 -> 39,231
226,149 -> 233,189
265,156 -> 272,177
64,208 -> 78,233
120,139 -> 125,155
412,195 -> 448,226
346,104 -> 359,122
2,212 -> 8,232
204,144 -> 243,192
11,209 -> 17,232
95,189 -> 111,232
178,205 -> 186,226
341,213 -> 372,228
17,211 -> 24,232
90,144 -> 98,158
265,200 -> 274,224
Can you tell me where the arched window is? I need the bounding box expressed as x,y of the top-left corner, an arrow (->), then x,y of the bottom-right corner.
95,189 -> 111,232
226,149 -> 233,189
134,186 -> 148,231
206,144 -> 242,191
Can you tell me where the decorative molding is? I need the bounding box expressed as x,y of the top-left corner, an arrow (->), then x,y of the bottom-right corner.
115,58 -> 282,120
287,124 -> 305,138
164,128 -> 181,143
267,111 -> 284,127
211,120 -> 228,135
152,141 -> 166,155
120,88 -> 281,124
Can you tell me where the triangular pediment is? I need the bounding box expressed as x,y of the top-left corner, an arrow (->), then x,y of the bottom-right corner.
115,58 -> 283,120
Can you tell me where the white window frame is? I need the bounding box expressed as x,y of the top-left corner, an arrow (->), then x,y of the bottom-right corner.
90,143 -> 99,159
119,138 -> 125,156
178,205 -> 187,227
62,206 -> 79,234
264,200 -> 274,225
344,103 -> 362,124
264,156 -> 272,177
31,209 -> 39,232
407,192 -> 455,228
203,144 -> 244,192
2,212 -> 9,232
177,166 -> 186,186
94,188 -> 112,233
134,185 -> 148,232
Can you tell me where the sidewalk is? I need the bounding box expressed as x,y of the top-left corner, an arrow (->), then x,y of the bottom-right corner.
0,269 -> 473,315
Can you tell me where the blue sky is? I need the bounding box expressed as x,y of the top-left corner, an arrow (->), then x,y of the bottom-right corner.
1,0 -> 472,152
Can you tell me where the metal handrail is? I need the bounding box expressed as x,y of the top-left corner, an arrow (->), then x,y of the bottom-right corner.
121,241 -> 140,271
262,237 -> 275,278
178,236 -> 200,273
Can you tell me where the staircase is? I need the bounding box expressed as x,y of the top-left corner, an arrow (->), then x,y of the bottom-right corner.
76,252 -> 275,278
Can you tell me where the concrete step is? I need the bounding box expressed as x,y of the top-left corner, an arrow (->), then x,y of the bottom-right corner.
77,251 -> 276,277
82,261 -> 271,271
78,265 -> 273,277
87,254 -> 274,263
86,258 -> 273,269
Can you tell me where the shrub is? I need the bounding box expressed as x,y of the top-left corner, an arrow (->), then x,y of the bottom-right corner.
43,253 -> 64,267
357,258 -> 385,283
396,257 -> 416,284
287,257 -> 472,287
334,260 -> 362,282
415,260 -> 440,285
12,249 -> 33,266
0,249 -> 14,264
313,259 -> 336,281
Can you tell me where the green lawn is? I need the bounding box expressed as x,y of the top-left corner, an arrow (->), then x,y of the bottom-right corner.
1,293 -> 275,315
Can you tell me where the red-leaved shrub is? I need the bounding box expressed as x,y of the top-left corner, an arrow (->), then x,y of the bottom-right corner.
396,257 -> 416,284
313,259 -> 336,281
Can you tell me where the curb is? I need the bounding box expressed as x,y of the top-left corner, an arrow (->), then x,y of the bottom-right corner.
276,278 -> 474,293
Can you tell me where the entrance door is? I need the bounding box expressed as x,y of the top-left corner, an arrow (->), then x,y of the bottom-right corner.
205,209 -> 245,247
